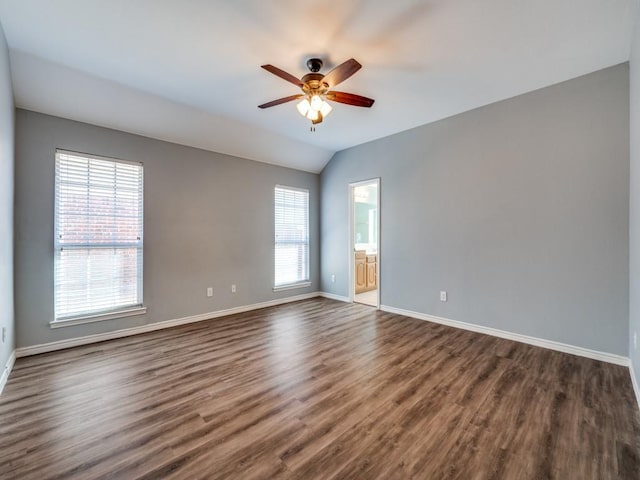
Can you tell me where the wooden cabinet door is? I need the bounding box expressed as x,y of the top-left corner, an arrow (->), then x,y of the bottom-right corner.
355,258 -> 367,293
367,261 -> 377,289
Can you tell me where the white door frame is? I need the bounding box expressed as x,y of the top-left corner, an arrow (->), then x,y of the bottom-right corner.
349,178 -> 381,308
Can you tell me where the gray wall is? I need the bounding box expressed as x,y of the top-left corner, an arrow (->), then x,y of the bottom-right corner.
0,21 -> 14,372
630,15 -> 640,387
14,110 -> 319,348
321,64 -> 629,356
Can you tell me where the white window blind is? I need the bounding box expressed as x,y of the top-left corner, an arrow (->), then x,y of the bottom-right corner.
274,186 -> 309,287
54,150 -> 143,321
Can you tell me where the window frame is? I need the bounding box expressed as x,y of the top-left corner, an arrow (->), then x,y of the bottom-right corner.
273,184 -> 311,291
51,149 -> 146,328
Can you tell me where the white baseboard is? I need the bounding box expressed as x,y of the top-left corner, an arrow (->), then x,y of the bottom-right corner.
631,362 -> 640,412
380,305 -> 629,367
319,291 -> 351,303
0,350 -> 16,395
16,292 -> 322,358
13,292 -> 632,373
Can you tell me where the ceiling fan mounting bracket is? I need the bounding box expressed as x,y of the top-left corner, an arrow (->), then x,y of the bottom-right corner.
306,58 -> 323,73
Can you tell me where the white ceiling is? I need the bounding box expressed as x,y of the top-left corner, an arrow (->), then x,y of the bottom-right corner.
0,0 -> 636,173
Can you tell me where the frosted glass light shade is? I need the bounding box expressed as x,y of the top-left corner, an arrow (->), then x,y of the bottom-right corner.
310,95 -> 323,111
296,99 -> 310,117
306,108 -> 319,121
320,101 -> 332,117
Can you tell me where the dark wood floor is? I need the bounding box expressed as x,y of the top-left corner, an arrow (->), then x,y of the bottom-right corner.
1,298 -> 639,479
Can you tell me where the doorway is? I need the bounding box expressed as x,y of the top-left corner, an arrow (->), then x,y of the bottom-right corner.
350,179 -> 380,308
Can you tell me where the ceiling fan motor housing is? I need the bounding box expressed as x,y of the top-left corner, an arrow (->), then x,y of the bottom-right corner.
301,73 -> 328,93
302,59 -> 329,93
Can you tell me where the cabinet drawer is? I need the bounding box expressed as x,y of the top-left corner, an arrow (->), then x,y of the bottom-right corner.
366,255 -> 377,263
355,250 -> 366,260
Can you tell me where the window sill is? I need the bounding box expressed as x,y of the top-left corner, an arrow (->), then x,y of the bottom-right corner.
50,306 -> 147,329
273,281 -> 312,292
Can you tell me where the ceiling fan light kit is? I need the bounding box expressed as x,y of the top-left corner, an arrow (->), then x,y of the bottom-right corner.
258,57 -> 374,131
297,95 -> 332,122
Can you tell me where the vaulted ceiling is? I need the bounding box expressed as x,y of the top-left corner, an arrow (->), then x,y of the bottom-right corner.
0,0 -> 636,172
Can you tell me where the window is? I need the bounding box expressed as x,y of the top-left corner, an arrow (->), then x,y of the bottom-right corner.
274,185 -> 310,289
54,150 -> 144,324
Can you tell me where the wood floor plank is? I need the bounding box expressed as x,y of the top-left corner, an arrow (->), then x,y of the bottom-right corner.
1,298 -> 639,479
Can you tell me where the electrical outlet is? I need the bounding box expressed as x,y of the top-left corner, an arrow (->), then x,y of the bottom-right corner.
440,291 -> 447,302
1,327 -> 5,343
634,332 -> 637,351
231,284 -> 237,293
206,287 -> 213,297
331,274 -> 336,283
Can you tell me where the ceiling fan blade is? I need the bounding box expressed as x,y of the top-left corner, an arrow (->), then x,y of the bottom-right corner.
261,64 -> 304,87
322,58 -> 362,88
326,91 -> 375,107
258,94 -> 304,109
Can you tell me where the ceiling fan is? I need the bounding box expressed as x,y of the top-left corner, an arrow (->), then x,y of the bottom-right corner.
258,58 -> 375,130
